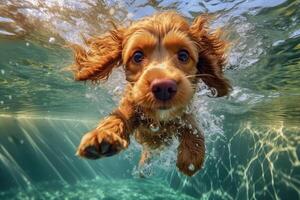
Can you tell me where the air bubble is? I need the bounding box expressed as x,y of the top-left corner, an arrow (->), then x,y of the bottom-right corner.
26,42 -> 30,46
109,8 -> 115,15
188,164 -> 195,171
112,86 -> 122,96
1,69 -> 5,75
196,81 -> 210,96
207,87 -> 218,97
8,136 -> 13,143
126,12 -> 134,19
178,118 -> 184,126
150,123 -> 159,132
184,107 -> 193,114
193,129 -> 198,135
49,37 -> 56,43
140,114 -> 146,120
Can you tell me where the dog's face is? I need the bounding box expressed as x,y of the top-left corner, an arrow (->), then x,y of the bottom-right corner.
72,12 -> 230,120
122,17 -> 198,116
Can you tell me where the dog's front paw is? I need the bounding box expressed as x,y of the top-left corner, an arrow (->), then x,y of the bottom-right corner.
176,147 -> 204,176
76,128 -> 128,159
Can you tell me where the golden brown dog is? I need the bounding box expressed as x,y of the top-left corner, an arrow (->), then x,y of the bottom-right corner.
71,11 -> 230,176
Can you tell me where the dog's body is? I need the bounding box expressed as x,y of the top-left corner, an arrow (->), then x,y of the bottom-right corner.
72,12 -> 230,176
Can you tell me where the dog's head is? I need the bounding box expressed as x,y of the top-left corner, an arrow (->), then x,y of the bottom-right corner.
72,12 -> 230,120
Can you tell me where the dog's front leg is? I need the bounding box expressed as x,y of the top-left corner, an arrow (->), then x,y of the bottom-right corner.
76,97 -> 134,159
176,115 -> 205,176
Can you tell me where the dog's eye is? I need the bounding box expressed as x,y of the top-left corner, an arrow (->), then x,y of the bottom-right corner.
132,51 -> 144,64
177,50 -> 189,63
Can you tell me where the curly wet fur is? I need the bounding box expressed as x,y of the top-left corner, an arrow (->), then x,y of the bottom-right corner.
71,11 -> 231,176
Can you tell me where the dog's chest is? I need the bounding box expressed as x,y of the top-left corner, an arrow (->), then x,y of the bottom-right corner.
133,121 -> 179,149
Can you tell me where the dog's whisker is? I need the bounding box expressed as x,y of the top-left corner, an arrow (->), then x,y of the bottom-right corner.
185,73 -> 216,79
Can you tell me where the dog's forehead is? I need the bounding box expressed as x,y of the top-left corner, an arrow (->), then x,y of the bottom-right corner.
122,13 -> 192,51
127,12 -> 190,36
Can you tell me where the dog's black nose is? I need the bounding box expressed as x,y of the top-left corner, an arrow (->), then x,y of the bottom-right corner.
151,79 -> 177,101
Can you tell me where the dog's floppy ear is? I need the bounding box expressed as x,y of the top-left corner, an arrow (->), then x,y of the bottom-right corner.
189,16 -> 231,97
71,29 -> 124,81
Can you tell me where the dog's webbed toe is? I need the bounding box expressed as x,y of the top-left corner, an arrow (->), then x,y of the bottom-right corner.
84,145 -> 101,159
99,140 -> 119,157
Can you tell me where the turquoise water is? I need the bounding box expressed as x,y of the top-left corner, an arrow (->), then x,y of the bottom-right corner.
0,0 -> 299,199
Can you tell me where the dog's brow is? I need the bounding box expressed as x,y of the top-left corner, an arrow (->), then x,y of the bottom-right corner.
162,32 -> 198,62
123,31 -> 157,62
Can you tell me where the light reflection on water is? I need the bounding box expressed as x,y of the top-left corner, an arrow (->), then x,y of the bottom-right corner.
0,0 -> 299,199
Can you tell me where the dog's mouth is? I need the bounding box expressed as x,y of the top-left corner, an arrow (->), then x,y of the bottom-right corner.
150,90 -> 183,113
135,90 -> 180,112
158,105 -> 171,110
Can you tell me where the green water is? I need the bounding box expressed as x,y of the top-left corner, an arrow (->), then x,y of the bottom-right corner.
0,0 -> 299,199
